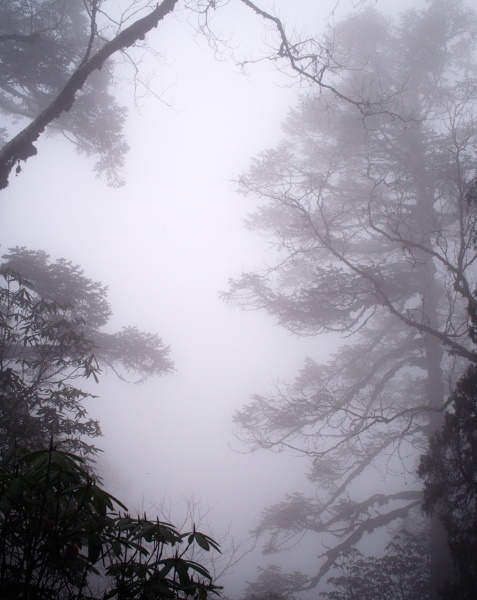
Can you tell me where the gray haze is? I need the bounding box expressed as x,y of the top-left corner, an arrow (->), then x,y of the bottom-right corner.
1,0 -> 442,597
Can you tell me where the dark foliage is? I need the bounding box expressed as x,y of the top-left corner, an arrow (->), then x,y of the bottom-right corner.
321,530 -> 429,600
0,247 -> 173,457
227,0 -> 477,595
419,365 -> 477,599
0,444 -> 221,599
242,565 -> 308,600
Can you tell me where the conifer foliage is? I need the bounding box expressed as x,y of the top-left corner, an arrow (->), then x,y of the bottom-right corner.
0,247 -> 173,457
226,0 -> 477,594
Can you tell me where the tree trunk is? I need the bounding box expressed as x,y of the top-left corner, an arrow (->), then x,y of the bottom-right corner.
426,333 -> 453,599
416,167 -> 454,598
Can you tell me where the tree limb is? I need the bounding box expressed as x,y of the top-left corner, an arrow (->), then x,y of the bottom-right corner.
0,0 -> 179,190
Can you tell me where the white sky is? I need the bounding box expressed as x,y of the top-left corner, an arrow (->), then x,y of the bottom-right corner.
0,0 -> 418,595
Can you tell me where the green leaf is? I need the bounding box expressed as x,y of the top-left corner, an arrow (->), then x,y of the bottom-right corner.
175,560 -> 191,587
8,477 -> 25,503
183,560 -> 213,580
196,532 -> 221,553
194,533 -> 210,552
88,533 -> 102,563
111,540 -> 122,557
132,522 -> 157,542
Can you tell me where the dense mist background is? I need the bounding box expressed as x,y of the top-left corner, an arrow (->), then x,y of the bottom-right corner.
1,0 -> 448,597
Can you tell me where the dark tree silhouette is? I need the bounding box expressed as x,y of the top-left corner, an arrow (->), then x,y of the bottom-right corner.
0,0 -> 179,188
0,0 -> 353,191
0,247 -> 173,456
242,565 -> 308,600
225,1 -> 477,597
419,364 -> 477,599
321,530 -> 429,600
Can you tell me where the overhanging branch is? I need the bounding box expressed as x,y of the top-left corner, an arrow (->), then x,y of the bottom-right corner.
0,0 -> 179,190
307,496 -> 422,589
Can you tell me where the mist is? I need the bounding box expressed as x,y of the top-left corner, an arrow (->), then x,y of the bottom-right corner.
1,1 -> 476,599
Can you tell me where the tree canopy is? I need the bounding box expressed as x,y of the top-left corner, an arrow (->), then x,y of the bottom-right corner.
0,0 -> 338,191
225,0 -> 477,595
0,0 -> 131,186
321,530 -> 429,600
419,363 -> 477,599
0,247 -> 173,456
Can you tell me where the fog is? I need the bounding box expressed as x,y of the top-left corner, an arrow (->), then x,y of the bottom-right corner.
1,1 -> 343,595
1,0 -> 474,598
